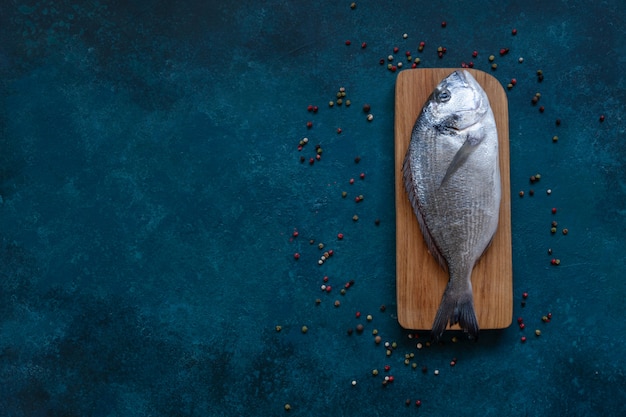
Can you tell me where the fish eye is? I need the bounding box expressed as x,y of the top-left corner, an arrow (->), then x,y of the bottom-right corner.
438,89 -> 451,102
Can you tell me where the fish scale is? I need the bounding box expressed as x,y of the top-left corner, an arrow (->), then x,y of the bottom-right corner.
403,70 -> 500,340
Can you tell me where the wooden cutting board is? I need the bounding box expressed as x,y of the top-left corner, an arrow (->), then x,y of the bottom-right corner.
394,68 -> 512,331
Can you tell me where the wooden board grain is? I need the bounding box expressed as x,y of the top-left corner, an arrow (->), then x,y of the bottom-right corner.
395,68 -> 512,331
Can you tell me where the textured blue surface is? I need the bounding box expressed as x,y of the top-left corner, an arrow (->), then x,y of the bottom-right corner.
1,1 -> 625,416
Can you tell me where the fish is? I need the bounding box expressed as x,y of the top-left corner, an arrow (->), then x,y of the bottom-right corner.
402,70 -> 500,340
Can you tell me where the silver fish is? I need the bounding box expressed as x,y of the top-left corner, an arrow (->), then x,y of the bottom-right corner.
402,70 -> 500,340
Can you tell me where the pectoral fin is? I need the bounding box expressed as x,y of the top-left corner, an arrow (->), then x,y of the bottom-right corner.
440,133 -> 483,187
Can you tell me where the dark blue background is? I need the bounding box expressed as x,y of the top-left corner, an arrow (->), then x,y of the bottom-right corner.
1,1 -> 625,416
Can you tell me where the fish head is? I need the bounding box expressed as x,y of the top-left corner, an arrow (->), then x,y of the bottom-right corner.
424,70 -> 490,132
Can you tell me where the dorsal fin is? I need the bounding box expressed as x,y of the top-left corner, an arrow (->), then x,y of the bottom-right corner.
402,151 -> 448,272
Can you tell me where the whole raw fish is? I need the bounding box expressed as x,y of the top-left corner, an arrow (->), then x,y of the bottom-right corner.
402,70 -> 500,340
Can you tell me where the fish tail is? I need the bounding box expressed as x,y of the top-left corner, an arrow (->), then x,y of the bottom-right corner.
431,282 -> 479,341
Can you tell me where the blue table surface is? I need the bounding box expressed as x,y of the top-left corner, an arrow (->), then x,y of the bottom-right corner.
1,1 -> 625,416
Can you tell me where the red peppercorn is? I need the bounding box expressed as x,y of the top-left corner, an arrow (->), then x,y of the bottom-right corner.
521,336 -> 527,343
360,173 -> 365,179
293,230 -> 299,237
336,128 -> 342,134
517,317 -> 524,324
511,78 -> 517,85
468,61 -> 474,68
345,40 -> 351,45
294,253 -> 300,259
309,158 -> 314,165
419,41 -> 425,47
337,233 -> 344,240
547,312 -> 552,319
356,311 -> 361,318
349,178 -> 354,184
384,365 -> 391,371
306,121 -> 313,128
552,207 -> 557,214
539,106 -> 545,113
323,276 -> 329,282
472,50 -> 478,57
415,400 -> 422,407
307,105 -> 313,112
379,58 -> 385,65
313,106 -> 318,113
512,28 -> 518,35
393,46 -> 399,53
441,21 -> 447,27
361,42 -> 367,48
405,50 -> 411,56
600,115 -> 605,122
519,323 -> 526,329
522,292 -> 528,299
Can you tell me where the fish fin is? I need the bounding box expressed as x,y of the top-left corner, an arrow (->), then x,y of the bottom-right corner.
431,282 -> 479,341
478,233 -> 497,259
402,150 -> 448,271
439,133 -> 482,187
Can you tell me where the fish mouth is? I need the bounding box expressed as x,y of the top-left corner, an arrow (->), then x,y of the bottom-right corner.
446,70 -> 489,129
451,70 -> 482,96
451,70 -> 469,86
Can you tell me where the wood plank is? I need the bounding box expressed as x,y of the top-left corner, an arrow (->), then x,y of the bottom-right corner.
395,68 -> 513,331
